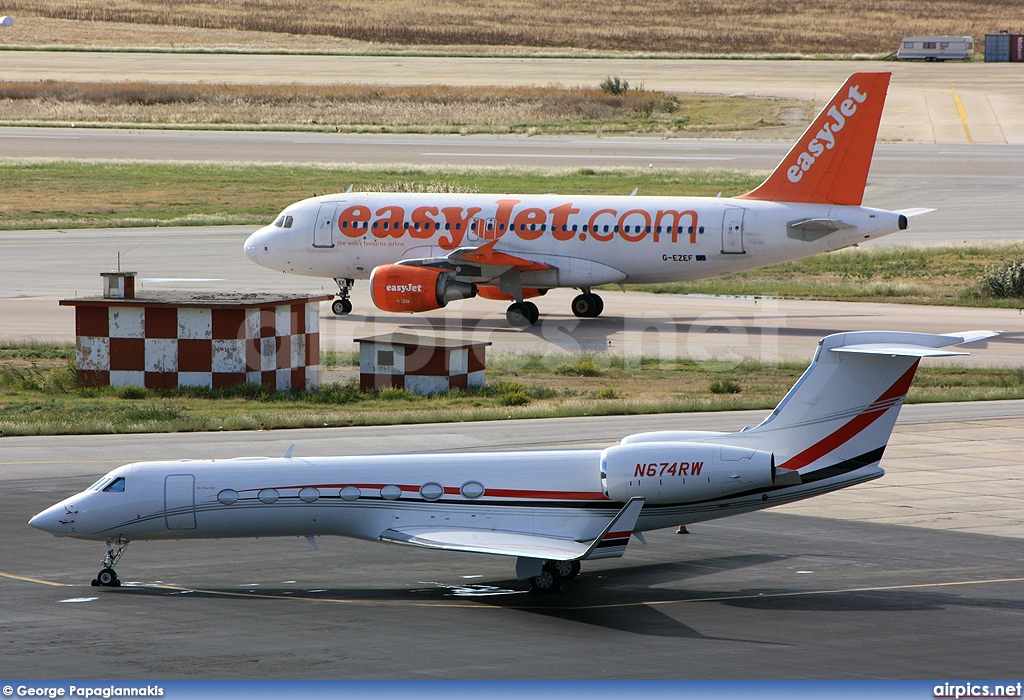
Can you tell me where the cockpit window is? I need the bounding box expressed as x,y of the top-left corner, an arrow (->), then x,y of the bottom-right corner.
283,215 -> 293,228
88,477 -> 112,491
272,215 -> 294,228
274,216 -> 285,227
103,477 -> 126,493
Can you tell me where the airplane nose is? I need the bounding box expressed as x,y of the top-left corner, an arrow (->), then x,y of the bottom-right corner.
244,227 -> 265,263
29,501 -> 76,536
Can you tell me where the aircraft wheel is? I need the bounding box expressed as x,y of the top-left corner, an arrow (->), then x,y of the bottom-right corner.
551,560 -> 581,580
506,302 -> 537,328
522,301 -> 540,325
571,293 -> 603,318
96,567 -> 120,587
332,299 -> 352,316
529,563 -> 563,594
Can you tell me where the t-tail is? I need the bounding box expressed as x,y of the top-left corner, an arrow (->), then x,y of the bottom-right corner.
739,331 -> 998,475
737,72 -> 891,206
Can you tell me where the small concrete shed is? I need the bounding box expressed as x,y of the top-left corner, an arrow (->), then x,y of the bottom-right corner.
355,333 -> 490,395
60,272 -> 332,391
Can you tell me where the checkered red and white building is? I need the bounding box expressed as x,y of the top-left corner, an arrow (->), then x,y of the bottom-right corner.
60,273 -> 332,391
356,332 -> 490,395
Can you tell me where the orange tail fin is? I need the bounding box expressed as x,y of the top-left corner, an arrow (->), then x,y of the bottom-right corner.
737,72 -> 890,206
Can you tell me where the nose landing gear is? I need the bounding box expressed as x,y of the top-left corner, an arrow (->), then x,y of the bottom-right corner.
91,537 -> 129,587
331,278 -> 354,316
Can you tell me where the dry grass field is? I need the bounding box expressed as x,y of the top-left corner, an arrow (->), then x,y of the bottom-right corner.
0,0 -> 1020,55
0,80 -> 808,133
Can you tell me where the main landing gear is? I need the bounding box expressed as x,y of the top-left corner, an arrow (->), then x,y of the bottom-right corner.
331,277 -> 354,316
504,288 -> 605,328
91,537 -> 129,587
529,559 -> 581,594
505,301 -> 540,327
571,289 -> 604,318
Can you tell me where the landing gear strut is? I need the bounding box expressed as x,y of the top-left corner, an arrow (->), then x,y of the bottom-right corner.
91,537 -> 129,587
506,301 -> 540,327
571,289 -> 604,318
332,277 -> 354,316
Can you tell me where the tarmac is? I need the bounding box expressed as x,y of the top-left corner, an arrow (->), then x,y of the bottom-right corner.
2,403 -> 1023,678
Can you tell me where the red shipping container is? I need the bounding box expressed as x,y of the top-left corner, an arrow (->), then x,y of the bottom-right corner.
1012,34 -> 1024,62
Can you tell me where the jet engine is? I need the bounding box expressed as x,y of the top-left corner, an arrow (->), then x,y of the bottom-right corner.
369,264 -> 476,313
601,441 -> 776,504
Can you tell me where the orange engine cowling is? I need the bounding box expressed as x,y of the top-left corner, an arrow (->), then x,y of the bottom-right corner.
369,264 -> 476,313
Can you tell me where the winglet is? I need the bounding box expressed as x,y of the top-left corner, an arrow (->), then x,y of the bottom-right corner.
581,496 -> 645,560
737,72 -> 890,206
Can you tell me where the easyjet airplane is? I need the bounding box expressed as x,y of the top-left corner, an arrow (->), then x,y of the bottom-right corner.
30,329 -> 995,593
244,72 -> 929,326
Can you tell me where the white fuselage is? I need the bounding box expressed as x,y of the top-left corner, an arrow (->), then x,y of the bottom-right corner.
244,192 -> 904,287
29,450 -> 882,544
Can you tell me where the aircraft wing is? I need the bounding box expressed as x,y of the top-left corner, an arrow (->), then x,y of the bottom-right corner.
379,496 -> 645,562
379,527 -> 593,560
447,240 -> 552,272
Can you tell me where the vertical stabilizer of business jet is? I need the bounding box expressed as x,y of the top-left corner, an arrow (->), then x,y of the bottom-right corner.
737,72 -> 891,206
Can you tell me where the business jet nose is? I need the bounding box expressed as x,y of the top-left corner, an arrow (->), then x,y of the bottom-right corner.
29,501 -> 76,536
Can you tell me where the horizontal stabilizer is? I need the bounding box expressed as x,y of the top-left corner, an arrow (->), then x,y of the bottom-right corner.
831,344 -> 967,357
829,330 -> 1000,357
894,208 -> 937,218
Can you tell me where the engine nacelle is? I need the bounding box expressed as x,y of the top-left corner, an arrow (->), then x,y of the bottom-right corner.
601,441 -> 776,505
369,264 -> 475,313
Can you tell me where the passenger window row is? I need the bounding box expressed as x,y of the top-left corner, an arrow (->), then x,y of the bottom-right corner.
217,480 -> 485,505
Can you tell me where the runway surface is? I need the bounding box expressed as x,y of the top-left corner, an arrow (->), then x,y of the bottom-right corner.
2,54 -> 1023,144
3,403 -> 1023,678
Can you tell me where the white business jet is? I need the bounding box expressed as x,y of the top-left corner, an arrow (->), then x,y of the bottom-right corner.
30,330 -> 995,593
244,72 -> 929,326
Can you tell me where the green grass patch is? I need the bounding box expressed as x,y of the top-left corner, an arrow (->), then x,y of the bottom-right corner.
0,159 -> 763,230
620,243 -> 1024,307
1,344 -> 1021,436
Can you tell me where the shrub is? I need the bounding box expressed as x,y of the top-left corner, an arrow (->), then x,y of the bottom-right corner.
377,386 -> 413,401
596,386 -> 618,399
709,378 -> 742,394
554,358 -> 602,377
600,76 -> 629,95
116,385 -> 148,400
979,259 -> 1024,298
496,391 -> 531,406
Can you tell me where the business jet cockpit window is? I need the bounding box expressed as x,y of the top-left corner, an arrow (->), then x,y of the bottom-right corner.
103,477 -> 126,492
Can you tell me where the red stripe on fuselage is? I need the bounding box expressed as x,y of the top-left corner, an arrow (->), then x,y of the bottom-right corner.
777,361 -> 919,471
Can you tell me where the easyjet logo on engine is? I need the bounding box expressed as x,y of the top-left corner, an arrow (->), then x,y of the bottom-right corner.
335,200 -> 700,251
634,461 -> 703,477
386,284 -> 423,293
787,84 -> 869,183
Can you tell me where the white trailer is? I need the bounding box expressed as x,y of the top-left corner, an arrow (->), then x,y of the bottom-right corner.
897,36 -> 974,61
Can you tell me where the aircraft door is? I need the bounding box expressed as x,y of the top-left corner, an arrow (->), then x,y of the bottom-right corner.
313,203 -> 339,248
721,208 -> 746,254
470,218 -> 499,242
164,474 -> 196,530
